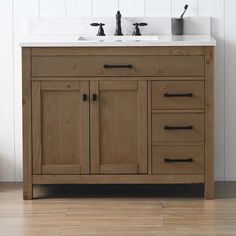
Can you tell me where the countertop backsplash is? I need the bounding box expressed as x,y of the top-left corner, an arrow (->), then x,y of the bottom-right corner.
28,17 -> 211,37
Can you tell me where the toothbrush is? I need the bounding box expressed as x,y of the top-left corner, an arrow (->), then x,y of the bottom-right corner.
180,4 -> 189,19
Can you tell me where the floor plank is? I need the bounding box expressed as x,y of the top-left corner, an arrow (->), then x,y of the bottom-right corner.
0,182 -> 236,235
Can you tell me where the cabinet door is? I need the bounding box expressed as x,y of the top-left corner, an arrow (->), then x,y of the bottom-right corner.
90,81 -> 148,174
32,81 -> 89,175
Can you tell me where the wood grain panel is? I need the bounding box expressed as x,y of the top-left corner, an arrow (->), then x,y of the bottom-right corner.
41,81 -> 80,90
90,80 -> 147,174
32,82 -> 41,175
32,81 -> 90,175
148,81 -> 152,174
31,47 -> 205,56
152,113 -> 205,142
98,85 -> 138,173
42,165 -> 81,175
153,141 -> 205,146
152,81 -> 205,110
152,109 -> 205,114
99,80 -> 138,90
99,164 -> 138,174
90,81 -> 100,174
137,81 -> 148,173
22,48 -> 32,200
32,56 -> 205,77
32,76 -> 205,82
152,145 -> 205,174
32,174 -> 204,184
204,47 -> 215,199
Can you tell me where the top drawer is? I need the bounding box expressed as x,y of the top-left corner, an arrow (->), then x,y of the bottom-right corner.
32,56 -> 205,77
152,81 -> 205,110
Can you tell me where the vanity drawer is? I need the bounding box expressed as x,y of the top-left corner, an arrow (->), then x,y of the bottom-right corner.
152,81 -> 205,110
32,55 -> 204,77
152,113 -> 204,142
152,145 -> 204,174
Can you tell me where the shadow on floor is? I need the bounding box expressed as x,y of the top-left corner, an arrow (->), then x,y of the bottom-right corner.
34,184 -> 204,199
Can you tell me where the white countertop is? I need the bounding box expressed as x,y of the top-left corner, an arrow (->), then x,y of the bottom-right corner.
20,35 -> 216,47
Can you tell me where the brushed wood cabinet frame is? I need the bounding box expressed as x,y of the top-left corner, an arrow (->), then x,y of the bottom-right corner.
22,46 -> 214,200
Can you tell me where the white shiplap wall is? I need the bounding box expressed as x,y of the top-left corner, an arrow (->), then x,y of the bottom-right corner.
0,0 -> 232,181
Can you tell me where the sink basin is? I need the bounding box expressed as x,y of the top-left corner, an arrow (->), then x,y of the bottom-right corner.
78,35 -> 159,42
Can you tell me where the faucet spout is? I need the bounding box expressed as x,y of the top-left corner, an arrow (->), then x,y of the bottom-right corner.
114,10 -> 123,36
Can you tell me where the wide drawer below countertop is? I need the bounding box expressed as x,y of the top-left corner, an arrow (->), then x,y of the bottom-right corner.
31,55 -> 205,77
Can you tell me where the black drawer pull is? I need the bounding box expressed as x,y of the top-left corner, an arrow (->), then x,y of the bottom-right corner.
92,94 -> 97,101
164,125 -> 193,130
82,94 -> 88,101
164,93 -> 193,97
165,158 -> 193,163
104,64 -> 133,69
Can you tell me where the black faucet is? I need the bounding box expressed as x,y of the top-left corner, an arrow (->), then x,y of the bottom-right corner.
114,11 -> 123,36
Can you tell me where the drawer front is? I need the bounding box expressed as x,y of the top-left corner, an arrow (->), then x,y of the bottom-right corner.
152,145 -> 204,174
152,113 -> 204,142
152,81 -> 205,110
32,56 -> 204,77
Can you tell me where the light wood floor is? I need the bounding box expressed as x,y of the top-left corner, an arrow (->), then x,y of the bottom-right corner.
0,183 -> 236,236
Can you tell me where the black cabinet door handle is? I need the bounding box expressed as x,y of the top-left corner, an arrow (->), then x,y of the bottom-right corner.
164,93 -> 193,97
165,158 -> 193,163
92,94 -> 97,101
82,94 -> 88,101
104,64 -> 133,69
164,126 -> 193,130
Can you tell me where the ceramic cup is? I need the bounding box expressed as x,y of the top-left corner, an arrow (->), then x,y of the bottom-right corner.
171,18 -> 184,35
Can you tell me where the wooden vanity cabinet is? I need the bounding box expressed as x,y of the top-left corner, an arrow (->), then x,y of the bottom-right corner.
22,46 -> 214,200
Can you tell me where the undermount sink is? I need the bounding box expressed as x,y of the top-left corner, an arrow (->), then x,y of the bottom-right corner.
78,35 -> 159,42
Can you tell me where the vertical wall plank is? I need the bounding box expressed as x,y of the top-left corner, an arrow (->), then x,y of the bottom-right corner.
93,0 -> 118,17
66,0 -> 92,17
0,0 -> 15,181
119,0 -> 144,17
13,0 -> 39,181
225,0 -> 236,181
40,0 -> 65,17
172,0 -> 198,17
199,0 -> 225,181
145,0 -> 171,17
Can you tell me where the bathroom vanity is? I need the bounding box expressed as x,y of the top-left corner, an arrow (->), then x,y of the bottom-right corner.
22,35 -> 215,199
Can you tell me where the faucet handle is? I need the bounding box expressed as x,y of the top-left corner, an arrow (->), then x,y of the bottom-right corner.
91,23 -> 104,26
90,23 -> 106,36
136,23 -> 148,27
132,23 -> 148,36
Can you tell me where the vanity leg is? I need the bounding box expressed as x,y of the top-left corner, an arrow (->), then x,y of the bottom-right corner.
23,183 -> 33,200
22,48 -> 33,200
204,47 -> 214,200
